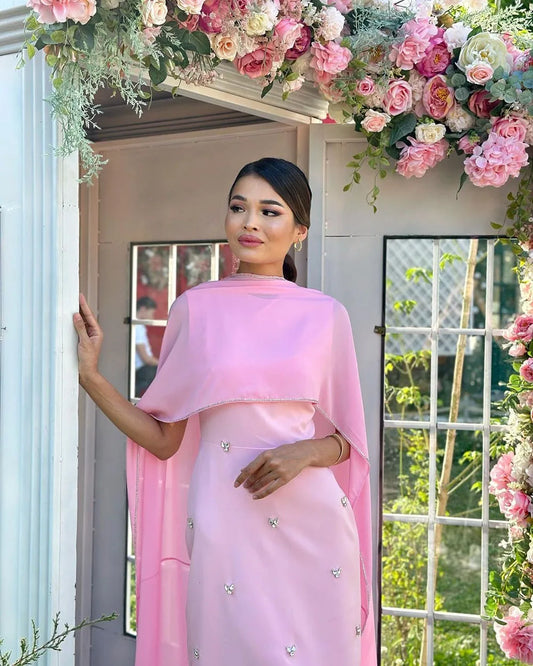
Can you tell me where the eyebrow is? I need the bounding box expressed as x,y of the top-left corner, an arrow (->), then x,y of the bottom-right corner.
231,194 -> 285,207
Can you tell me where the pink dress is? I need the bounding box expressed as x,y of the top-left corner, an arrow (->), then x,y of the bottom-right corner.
185,401 -> 361,665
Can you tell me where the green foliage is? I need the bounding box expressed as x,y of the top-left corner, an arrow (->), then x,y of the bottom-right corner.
0,613 -> 117,666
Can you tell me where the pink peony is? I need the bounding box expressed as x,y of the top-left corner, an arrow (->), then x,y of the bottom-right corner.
465,62 -> 494,85
494,609 -> 533,664
468,90 -> 500,118
309,41 -> 352,76
504,314 -> 533,342
235,45 -> 275,79
491,115 -> 529,143
356,77 -> 375,96
382,79 -> 413,116
458,134 -> 480,155
403,17 -> 439,43
489,452 -> 515,494
415,40 -> 451,77
396,137 -> 448,178
422,74 -> 454,119
521,358 -> 533,383
28,0 -> 95,24
389,35 -> 429,70
506,489 -> 533,526
274,17 -> 301,51
285,24 -> 311,60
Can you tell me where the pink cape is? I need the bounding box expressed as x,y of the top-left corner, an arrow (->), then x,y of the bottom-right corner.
126,277 -> 376,665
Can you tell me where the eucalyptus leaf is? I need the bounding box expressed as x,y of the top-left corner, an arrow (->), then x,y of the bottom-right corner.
492,65 -> 505,81
454,86 -> 470,102
451,72 -> 466,87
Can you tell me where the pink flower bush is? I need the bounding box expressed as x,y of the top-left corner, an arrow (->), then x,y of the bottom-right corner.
383,80 -> 413,116
495,607 -> 533,663
396,137 -> 448,178
521,358 -> 533,383
27,0 -> 95,24
422,74 -> 454,119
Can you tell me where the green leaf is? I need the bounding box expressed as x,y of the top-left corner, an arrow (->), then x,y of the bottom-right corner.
456,171 -> 468,197
450,72 -> 466,87
388,113 -> 417,147
503,88 -> 518,103
52,75 -> 63,90
492,65 -> 505,81
26,43 -> 36,60
182,30 -> 211,55
490,222 -> 503,230
45,53 -> 58,67
454,86 -> 470,103
26,14 -> 41,30
51,30 -> 66,43
261,80 -> 274,98
149,62 -> 168,86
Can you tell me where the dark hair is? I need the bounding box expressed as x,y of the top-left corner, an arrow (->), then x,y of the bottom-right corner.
137,296 -> 157,310
228,157 -> 312,282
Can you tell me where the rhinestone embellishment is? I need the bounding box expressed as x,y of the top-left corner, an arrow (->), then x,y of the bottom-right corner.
286,645 -> 296,657
341,496 -> 349,507
224,583 -> 235,595
187,517 -> 194,529
355,625 -> 362,636
331,567 -> 342,578
220,440 -> 231,452
193,648 -> 200,659
268,517 -> 279,528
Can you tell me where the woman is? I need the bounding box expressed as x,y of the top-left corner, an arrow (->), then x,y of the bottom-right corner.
74,157 -> 376,666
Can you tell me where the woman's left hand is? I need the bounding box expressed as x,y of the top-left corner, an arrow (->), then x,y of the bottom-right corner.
234,441 -> 314,500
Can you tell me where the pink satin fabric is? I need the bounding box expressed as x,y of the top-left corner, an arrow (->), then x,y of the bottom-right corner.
126,277 -> 377,665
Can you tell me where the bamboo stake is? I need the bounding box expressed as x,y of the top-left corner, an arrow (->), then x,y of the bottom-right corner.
419,238 -> 479,665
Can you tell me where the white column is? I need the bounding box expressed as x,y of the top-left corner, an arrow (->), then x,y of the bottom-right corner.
0,8 -> 79,664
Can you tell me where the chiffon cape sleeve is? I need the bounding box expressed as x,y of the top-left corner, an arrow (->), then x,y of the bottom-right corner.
126,279 -> 376,666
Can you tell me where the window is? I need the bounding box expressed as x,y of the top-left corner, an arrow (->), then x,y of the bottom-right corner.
125,240 -> 234,635
381,237 -> 519,665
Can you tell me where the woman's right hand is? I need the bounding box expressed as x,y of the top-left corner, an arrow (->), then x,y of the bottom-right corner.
73,294 -> 103,382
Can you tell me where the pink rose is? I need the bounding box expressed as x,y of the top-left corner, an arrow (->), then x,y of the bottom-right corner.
505,489 -> 532,526
491,115 -> 529,143
383,80 -> 413,116
495,607 -> 533,663
518,390 -> 533,408
515,49 -> 533,72
389,35 -> 428,70
415,41 -> 451,77
509,342 -> 527,357
310,41 -> 352,76
235,45 -> 275,79
422,74 -> 454,119
361,109 -> 391,133
356,77 -> 375,96
274,17 -> 301,51
396,137 -> 448,178
504,314 -> 533,342
489,452 -> 515,494
465,62 -> 494,85
468,90 -> 499,118
521,358 -> 533,383
458,134 -> 480,155
285,24 -> 311,60
28,0 -> 95,24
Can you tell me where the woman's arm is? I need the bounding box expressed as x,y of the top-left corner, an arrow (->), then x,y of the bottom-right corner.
234,432 -> 350,500
74,294 -> 186,460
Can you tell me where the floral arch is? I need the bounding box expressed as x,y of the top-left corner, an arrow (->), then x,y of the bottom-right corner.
20,0 -> 533,661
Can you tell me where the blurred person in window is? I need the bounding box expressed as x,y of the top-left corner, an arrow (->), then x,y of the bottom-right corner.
135,296 -> 159,397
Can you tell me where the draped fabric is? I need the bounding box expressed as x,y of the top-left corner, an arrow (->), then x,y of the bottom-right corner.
126,277 -> 376,665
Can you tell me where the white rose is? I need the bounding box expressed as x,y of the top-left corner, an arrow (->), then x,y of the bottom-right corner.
443,22 -> 471,53
100,0 -> 121,10
176,0 -> 203,13
415,122 -> 447,143
210,33 -> 238,61
457,32 -> 512,75
316,6 -> 345,41
245,12 -> 273,36
291,51 -> 312,76
282,75 -> 305,94
445,104 -> 475,132
141,0 -> 167,27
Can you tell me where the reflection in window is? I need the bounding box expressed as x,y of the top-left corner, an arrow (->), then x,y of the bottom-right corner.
125,240 -> 234,636
381,238 -> 519,665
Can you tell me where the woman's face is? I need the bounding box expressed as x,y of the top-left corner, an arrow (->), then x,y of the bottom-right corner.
225,174 -> 307,276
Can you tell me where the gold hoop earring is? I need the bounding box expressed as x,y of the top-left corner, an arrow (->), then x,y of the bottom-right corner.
294,239 -> 303,252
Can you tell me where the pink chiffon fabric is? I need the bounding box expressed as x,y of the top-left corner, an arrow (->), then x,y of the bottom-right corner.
126,276 -> 377,666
